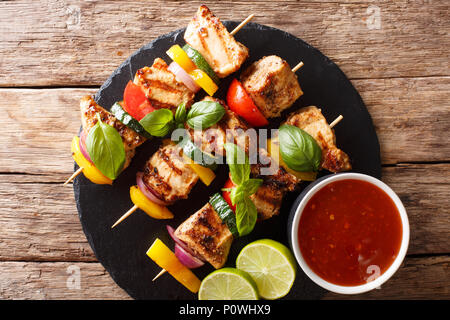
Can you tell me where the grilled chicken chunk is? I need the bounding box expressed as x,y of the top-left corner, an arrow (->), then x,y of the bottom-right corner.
250,148 -> 299,220
184,5 -> 249,78
284,106 -> 352,172
187,96 -> 253,156
142,144 -> 199,203
240,55 -> 303,119
79,95 -> 147,170
251,148 -> 299,192
134,58 -> 195,110
249,183 -> 285,221
175,203 -> 233,269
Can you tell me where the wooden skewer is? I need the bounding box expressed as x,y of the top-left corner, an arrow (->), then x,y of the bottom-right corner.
111,204 -> 139,229
230,14 -> 255,36
291,61 -> 304,73
329,115 -> 344,128
63,167 -> 84,185
152,269 -> 167,281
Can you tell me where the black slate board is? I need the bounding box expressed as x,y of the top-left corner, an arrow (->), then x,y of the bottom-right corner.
73,22 -> 381,300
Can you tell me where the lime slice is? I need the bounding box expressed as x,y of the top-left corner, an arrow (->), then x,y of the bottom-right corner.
198,267 -> 259,300
236,239 -> 297,300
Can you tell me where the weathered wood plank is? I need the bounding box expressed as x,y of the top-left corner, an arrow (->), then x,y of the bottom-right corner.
0,0 -> 448,86
355,76 -> 450,164
0,163 -> 447,262
0,256 -> 447,299
0,88 -> 96,175
324,255 -> 450,300
0,77 -> 448,176
0,174 -> 96,262
382,164 -> 450,255
0,261 -> 130,299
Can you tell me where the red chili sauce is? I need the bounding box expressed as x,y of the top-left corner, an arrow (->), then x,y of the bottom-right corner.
298,179 -> 403,286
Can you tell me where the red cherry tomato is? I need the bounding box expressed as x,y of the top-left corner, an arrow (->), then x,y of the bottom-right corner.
123,81 -> 155,121
222,177 -> 237,212
226,78 -> 269,127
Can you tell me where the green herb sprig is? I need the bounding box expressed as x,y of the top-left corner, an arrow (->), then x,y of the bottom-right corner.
223,143 -> 262,237
139,101 -> 225,138
86,113 -> 126,180
278,124 -> 322,172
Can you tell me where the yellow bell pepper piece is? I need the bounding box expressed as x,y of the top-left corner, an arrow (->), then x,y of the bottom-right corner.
146,238 -> 201,293
183,155 -> 216,186
130,186 -> 174,219
166,45 -> 197,73
267,138 -> 318,181
188,69 -> 218,96
71,136 -> 112,185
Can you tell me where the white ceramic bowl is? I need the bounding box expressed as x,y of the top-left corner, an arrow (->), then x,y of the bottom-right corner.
288,172 -> 410,295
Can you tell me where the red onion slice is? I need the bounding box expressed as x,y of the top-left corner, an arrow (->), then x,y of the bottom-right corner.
166,225 -> 206,262
175,243 -> 205,269
79,130 -> 93,164
136,172 -> 169,206
167,61 -> 200,93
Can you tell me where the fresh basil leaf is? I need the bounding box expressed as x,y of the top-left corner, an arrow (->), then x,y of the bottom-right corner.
86,114 -> 126,180
241,178 -> 263,196
186,101 -> 225,130
224,143 -> 250,185
174,102 -> 187,124
229,186 -> 245,206
229,179 -> 263,205
279,124 -> 322,172
139,109 -> 174,137
235,197 -> 258,237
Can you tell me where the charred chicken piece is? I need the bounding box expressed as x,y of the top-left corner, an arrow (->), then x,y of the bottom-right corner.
249,148 -> 299,220
284,106 -> 352,173
186,96 -> 253,156
141,144 -> 199,204
134,58 -> 195,110
240,55 -> 303,119
175,202 -> 233,269
80,95 -> 147,171
184,5 -> 249,78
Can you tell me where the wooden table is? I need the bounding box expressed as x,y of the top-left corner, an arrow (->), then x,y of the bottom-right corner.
0,0 -> 448,300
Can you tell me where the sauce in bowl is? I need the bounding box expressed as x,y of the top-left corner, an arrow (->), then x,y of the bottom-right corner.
298,179 -> 403,286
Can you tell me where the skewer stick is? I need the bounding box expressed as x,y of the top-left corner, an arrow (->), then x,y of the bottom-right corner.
111,204 -> 139,228
329,115 -> 344,128
63,167 -> 84,185
291,61 -> 304,73
152,269 -> 167,281
230,14 -> 255,36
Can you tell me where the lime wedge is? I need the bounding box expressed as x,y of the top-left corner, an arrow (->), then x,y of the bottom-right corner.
236,239 -> 297,300
198,268 -> 259,300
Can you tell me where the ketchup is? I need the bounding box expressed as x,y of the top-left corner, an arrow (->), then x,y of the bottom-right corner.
298,179 -> 403,286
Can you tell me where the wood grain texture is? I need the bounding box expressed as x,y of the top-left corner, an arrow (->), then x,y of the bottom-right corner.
324,255 -> 450,300
0,261 -> 130,299
0,256 -> 446,300
0,0 -> 448,86
355,76 -> 450,164
0,174 -> 96,262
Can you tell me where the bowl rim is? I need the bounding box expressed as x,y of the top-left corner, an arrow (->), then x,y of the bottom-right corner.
290,172 -> 410,295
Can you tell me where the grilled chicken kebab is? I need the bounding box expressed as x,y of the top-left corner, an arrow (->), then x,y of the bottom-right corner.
68,5 -> 251,185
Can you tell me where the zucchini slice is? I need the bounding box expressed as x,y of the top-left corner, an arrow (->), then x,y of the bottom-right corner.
110,102 -> 152,139
183,44 -> 220,85
177,134 -> 218,171
209,193 -> 239,238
